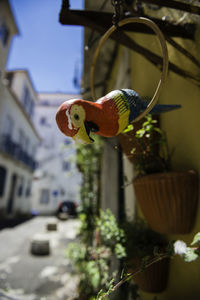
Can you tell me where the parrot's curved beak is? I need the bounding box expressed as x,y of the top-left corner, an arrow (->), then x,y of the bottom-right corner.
73,121 -> 99,144
73,122 -> 94,144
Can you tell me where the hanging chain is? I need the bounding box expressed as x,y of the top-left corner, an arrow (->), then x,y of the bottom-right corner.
111,0 -> 125,26
61,0 -> 70,10
111,0 -> 137,25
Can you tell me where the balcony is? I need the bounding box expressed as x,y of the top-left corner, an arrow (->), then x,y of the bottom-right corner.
0,135 -> 37,171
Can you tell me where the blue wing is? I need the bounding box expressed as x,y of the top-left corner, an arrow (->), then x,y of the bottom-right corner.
120,89 -> 181,123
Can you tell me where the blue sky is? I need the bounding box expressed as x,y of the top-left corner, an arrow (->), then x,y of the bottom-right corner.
7,0 -> 84,93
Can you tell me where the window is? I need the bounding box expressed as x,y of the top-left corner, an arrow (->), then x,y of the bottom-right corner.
41,100 -> 49,106
40,117 -> 46,125
0,23 -> 10,46
60,188 -> 65,196
32,145 -> 37,158
40,189 -> 50,204
18,129 -> 25,150
26,97 -> 34,116
52,190 -> 58,197
22,86 -> 31,114
4,115 -> 14,138
17,177 -> 24,197
25,181 -> 31,197
25,137 -> 30,154
64,139 -> 72,145
0,166 -> 7,197
29,100 -> 35,117
62,161 -> 71,171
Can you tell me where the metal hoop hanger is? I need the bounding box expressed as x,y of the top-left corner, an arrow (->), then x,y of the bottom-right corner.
90,17 -> 169,123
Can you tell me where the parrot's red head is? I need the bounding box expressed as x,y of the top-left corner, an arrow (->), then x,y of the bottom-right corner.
56,99 -> 100,144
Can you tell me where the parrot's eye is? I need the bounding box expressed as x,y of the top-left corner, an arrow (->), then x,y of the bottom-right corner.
70,104 -> 85,128
74,114 -> 79,121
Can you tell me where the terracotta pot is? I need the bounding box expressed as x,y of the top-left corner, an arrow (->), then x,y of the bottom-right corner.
133,170 -> 198,234
129,256 -> 170,293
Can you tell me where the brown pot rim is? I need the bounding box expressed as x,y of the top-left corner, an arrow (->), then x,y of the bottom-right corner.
133,170 -> 198,182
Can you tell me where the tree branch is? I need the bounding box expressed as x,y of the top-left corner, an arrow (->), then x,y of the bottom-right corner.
98,253 -> 169,299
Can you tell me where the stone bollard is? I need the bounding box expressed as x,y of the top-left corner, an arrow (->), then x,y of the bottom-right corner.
57,212 -> 68,221
30,233 -> 50,255
46,221 -> 57,231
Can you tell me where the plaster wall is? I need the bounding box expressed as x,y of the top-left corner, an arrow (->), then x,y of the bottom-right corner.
127,30 -> 200,300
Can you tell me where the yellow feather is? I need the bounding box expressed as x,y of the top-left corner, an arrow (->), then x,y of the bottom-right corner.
117,110 -> 129,135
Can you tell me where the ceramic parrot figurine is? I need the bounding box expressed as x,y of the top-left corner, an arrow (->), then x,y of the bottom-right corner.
56,89 -> 181,144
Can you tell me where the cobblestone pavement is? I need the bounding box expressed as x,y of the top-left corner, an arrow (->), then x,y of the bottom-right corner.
0,216 -> 80,300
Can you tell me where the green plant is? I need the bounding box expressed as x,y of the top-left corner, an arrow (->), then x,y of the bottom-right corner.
95,231 -> 200,300
131,114 -> 171,176
66,209 -> 126,300
66,243 -> 111,299
96,209 -> 126,259
78,202 -> 96,245
123,219 -> 167,262
76,135 -> 103,244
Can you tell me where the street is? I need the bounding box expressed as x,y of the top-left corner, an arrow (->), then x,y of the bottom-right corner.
0,216 -> 80,300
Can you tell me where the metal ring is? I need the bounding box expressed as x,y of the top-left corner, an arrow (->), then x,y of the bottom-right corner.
90,17 -> 168,123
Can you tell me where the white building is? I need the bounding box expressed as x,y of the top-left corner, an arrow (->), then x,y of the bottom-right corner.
0,0 -> 40,217
0,0 -> 81,217
31,93 -> 82,215
0,76 -> 40,218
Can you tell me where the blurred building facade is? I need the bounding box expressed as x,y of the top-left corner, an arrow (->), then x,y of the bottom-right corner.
31,93 -> 82,215
0,0 -> 82,217
0,0 -> 40,217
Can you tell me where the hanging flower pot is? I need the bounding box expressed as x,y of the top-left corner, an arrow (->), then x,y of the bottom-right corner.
133,170 -> 198,234
118,116 -> 159,164
129,256 -> 170,293
124,220 -> 169,293
118,120 -> 144,163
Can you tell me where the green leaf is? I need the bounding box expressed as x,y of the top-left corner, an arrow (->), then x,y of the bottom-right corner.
183,247 -> 199,262
153,246 -> 159,257
130,148 -> 136,154
191,232 -> 200,245
154,128 -> 162,134
141,255 -> 150,271
123,124 -> 134,133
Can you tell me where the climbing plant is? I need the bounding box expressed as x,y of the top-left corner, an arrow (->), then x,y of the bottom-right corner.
66,209 -> 126,300
94,231 -> 200,299
76,135 -> 103,244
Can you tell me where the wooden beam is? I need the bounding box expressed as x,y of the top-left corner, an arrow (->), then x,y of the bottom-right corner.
59,9 -> 195,39
114,30 -> 200,86
142,0 -> 200,15
59,8 -> 200,86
